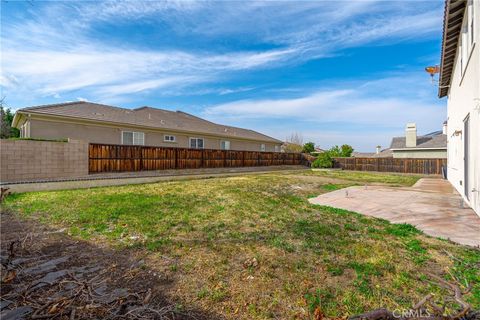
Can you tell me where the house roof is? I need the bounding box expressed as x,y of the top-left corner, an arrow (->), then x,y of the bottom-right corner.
352,149 -> 393,158
438,0 -> 467,98
390,133 -> 447,150
13,101 -> 281,143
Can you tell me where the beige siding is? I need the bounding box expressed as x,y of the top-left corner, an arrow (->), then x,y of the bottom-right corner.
28,118 -> 280,152
392,149 -> 447,159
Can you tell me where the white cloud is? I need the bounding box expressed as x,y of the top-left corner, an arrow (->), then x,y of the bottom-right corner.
0,0 -> 443,102
203,75 -> 446,151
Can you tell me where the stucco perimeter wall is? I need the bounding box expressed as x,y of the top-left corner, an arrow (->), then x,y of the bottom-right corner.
0,139 -> 88,183
446,0 -> 480,216
392,149 -> 447,159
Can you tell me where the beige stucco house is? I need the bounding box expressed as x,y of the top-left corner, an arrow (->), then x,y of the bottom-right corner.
439,0 -> 479,215
389,123 -> 447,159
352,123 -> 447,159
12,102 -> 282,152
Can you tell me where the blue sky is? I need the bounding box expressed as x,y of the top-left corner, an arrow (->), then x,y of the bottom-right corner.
1,0 -> 446,151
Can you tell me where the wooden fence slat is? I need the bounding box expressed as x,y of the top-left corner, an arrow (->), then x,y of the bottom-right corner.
333,157 -> 446,175
88,143 -> 303,173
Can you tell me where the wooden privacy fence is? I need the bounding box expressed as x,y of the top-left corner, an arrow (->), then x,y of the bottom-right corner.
89,143 -> 304,173
333,157 -> 447,175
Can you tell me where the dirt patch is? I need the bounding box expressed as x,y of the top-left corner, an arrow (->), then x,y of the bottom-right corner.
0,211 -> 220,320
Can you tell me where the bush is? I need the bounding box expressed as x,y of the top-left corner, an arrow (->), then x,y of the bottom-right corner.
302,142 -> 315,153
312,152 -> 333,168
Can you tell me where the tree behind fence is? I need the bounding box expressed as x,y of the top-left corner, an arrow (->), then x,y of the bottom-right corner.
89,143 -> 304,173
332,157 -> 447,175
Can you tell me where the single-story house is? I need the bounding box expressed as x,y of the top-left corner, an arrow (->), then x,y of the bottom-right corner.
352,123 -> 446,159
352,147 -> 393,158
438,0 -> 479,215
389,123 -> 447,159
12,102 -> 282,152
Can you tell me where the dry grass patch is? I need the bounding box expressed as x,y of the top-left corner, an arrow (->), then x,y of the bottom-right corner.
3,171 -> 479,319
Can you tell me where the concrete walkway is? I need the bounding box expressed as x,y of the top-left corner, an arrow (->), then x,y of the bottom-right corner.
309,178 -> 480,247
2,165 -> 307,193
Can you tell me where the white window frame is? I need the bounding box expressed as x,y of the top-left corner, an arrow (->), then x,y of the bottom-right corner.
260,143 -> 266,152
468,0 -> 475,46
121,131 -> 144,146
20,122 -> 30,138
461,2 -> 475,76
189,137 -> 204,149
274,145 -> 280,152
164,135 -> 176,143
221,140 -> 230,150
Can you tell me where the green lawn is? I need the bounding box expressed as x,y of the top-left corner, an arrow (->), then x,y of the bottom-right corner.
3,170 -> 479,319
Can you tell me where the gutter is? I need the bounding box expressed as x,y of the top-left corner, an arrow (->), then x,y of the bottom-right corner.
391,147 -> 447,151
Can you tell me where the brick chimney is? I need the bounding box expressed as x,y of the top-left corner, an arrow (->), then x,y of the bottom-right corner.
405,123 -> 417,147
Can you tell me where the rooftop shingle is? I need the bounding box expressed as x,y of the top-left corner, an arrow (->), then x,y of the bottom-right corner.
16,102 -> 281,143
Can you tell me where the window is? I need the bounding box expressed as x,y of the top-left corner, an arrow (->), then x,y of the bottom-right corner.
221,140 -> 230,150
122,131 -> 144,145
164,135 -> 176,142
468,0 -> 474,45
189,137 -> 204,149
260,144 -> 266,152
274,145 -> 280,152
20,122 -> 29,138
461,2 -> 475,75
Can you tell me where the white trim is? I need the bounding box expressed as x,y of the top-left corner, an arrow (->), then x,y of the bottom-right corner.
121,131 -> 144,145
391,147 -> 447,151
220,140 -> 230,150
164,135 -> 176,142
189,137 -> 204,149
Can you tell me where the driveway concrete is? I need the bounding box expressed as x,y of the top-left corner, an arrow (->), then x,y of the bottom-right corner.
309,178 -> 480,247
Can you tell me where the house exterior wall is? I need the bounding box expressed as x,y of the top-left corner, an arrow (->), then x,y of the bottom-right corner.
446,0 -> 479,215
0,139 -> 88,183
26,117 -> 281,152
392,149 -> 447,159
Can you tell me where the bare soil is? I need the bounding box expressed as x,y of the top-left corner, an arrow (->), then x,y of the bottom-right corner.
0,211 -> 221,320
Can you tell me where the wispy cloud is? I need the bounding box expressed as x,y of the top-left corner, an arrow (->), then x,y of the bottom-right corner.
1,0 -> 443,102
203,74 -> 445,150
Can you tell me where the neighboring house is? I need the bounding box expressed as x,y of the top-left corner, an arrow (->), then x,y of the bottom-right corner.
352,147 -> 393,158
389,123 -> 447,159
439,0 -> 479,215
12,102 -> 282,152
352,123 -> 447,159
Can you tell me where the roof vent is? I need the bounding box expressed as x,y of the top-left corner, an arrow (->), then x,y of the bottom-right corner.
93,112 -> 104,116
160,120 -> 165,125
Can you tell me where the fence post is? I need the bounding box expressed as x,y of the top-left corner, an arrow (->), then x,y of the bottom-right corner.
175,148 -> 178,169
201,150 -> 204,168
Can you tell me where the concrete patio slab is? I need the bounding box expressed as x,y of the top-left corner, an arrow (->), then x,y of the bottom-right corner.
309,178 -> 480,247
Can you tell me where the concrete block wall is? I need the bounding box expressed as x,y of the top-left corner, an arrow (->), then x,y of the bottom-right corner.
0,139 -> 88,183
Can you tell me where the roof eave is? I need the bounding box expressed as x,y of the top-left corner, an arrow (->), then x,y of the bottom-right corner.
22,111 -> 282,144
391,147 -> 447,151
438,0 -> 467,98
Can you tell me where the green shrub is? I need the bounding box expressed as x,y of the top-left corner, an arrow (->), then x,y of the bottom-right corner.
312,152 -> 333,168
302,142 -> 315,153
